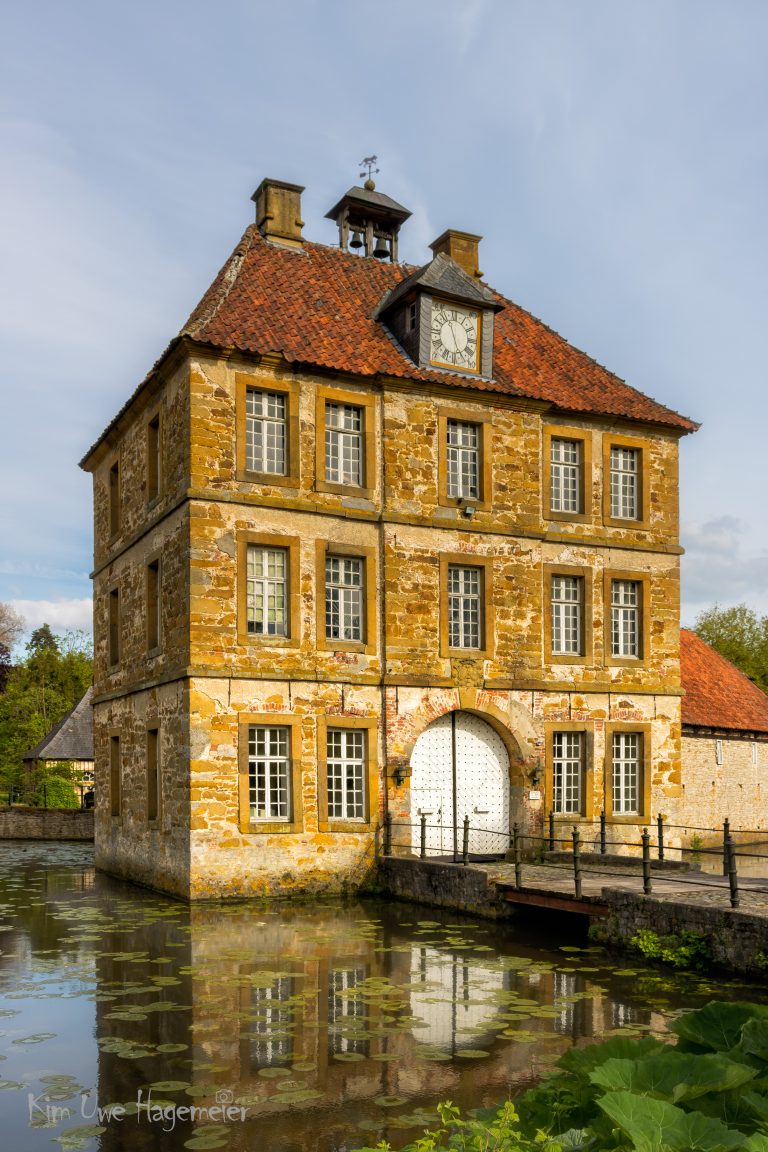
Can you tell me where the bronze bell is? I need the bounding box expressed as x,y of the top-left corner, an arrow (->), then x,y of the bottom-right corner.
373,234 -> 390,259
349,230 -> 364,249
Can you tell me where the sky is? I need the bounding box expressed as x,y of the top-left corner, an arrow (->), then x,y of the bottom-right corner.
1,0 -> 766,640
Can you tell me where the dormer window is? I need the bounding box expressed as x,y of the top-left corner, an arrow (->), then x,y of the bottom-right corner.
405,301 -> 417,332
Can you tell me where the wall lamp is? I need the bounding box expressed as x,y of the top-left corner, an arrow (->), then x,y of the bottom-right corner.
459,499 -> 476,519
529,765 -> 542,790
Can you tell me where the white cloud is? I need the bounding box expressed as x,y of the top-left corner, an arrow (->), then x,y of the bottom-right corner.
10,598 -> 93,635
681,518 -> 768,623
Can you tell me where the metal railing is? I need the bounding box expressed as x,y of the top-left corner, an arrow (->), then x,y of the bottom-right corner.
381,811 -> 768,911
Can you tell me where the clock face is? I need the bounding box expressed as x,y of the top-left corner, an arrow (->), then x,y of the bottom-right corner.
430,301 -> 480,372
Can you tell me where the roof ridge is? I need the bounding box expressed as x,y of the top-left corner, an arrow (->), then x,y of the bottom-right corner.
182,225 -> 257,338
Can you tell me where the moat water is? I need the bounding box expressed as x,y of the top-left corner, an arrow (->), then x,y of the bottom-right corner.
0,842 -> 766,1152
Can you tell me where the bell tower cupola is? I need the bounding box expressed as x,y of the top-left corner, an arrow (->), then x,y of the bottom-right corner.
325,157 -> 411,262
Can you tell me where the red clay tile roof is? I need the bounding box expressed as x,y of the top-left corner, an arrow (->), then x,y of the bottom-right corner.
80,224 -> 698,467
681,629 -> 768,733
182,227 -> 697,431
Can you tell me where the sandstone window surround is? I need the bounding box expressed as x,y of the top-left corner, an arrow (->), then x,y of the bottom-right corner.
237,714 -> 304,834
438,553 -> 494,658
146,726 -> 160,823
109,731 -> 121,819
317,715 -> 379,832
145,556 -> 161,655
315,541 -> 377,655
544,723 -> 593,820
605,571 -> 650,665
146,408 -> 162,506
235,373 -> 300,487
606,724 -> 651,820
602,433 -> 650,529
543,563 -> 593,666
437,406 -> 492,511
108,584 -> 121,670
542,425 -> 592,525
108,454 -> 121,539
236,532 -> 301,648
314,385 -> 376,498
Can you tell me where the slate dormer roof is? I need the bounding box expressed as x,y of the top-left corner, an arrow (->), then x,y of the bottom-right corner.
374,251 -> 502,317
680,630 -> 768,735
22,687 -> 94,763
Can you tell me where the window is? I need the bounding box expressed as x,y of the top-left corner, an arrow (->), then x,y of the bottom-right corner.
448,565 -> 482,649
552,732 -> 584,814
550,438 -> 582,514
236,374 -> 299,486
405,300 -> 417,332
108,587 -> 120,668
611,580 -> 641,658
551,576 -> 583,655
612,732 -> 642,815
610,446 -> 639,519
327,729 -> 365,820
325,403 -> 363,487
146,728 -> 159,822
247,546 -> 288,636
328,968 -> 368,1055
147,413 -> 161,503
438,408 -> 492,510
110,734 -> 121,818
249,977 -> 294,1067
146,560 -> 160,652
752,742 -> 758,766
248,725 -> 290,822
715,739 -> 724,766
446,420 -> 480,500
325,555 -> 363,642
108,459 -> 120,537
246,389 -> 287,475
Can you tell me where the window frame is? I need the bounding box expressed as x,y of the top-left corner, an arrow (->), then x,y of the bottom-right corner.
235,374 -> 300,487
543,563 -> 592,666
107,453 -> 121,540
545,724 -> 592,819
605,723 -> 651,821
109,731 -> 122,820
315,386 -> 376,499
237,532 -> 301,647
146,408 -> 162,506
317,716 -> 378,832
604,570 -> 650,666
315,542 -> 377,655
542,425 -> 592,525
438,553 -> 494,658
237,714 -> 304,834
437,406 -> 493,511
108,583 -> 121,670
145,555 -> 161,655
146,726 -> 160,824
602,433 -> 650,529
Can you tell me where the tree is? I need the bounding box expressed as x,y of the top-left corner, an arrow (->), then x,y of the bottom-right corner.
693,603 -> 768,694
0,602 -> 24,652
0,624 -> 92,802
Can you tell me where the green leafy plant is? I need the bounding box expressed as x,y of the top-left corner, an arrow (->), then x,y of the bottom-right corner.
353,1001 -> 768,1152
630,928 -> 711,970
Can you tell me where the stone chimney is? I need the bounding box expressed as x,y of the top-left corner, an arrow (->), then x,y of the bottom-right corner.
252,178 -> 305,247
429,229 -> 483,279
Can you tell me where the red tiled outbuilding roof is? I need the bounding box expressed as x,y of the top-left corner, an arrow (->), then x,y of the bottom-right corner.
680,629 -> 768,734
182,228 -> 697,430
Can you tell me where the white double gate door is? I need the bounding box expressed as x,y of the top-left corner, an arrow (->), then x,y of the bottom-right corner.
410,711 -> 511,857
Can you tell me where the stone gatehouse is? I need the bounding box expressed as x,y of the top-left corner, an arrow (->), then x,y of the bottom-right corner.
80,176 -> 697,899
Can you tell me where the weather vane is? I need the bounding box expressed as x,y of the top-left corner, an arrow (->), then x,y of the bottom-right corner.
359,155 -> 380,184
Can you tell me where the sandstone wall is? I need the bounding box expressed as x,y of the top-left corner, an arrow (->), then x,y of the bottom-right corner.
0,808 -> 94,840
666,732 -> 768,843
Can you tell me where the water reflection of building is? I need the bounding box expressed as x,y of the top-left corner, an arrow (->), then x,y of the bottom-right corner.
89,901 -> 660,1152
